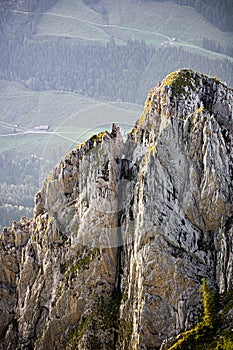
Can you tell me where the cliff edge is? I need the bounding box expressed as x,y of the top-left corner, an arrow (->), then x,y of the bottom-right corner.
0,69 -> 232,349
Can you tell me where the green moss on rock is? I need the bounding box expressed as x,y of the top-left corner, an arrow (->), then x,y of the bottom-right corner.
163,68 -> 200,96
168,279 -> 219,350
60,247 -> 100,276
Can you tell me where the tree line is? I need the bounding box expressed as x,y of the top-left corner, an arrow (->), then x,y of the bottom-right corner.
1,0 -> 58,12
0,150 -> 53,231
0,36 -> 232,104
202,37 -> 233,58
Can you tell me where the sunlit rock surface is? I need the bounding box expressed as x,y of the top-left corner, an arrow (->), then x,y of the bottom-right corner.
0,69 -> 232,349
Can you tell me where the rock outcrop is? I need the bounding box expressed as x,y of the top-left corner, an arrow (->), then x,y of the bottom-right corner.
0,69 -> 232,349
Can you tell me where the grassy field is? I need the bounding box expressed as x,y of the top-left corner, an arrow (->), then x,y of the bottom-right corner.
123,1 -> 233,47
0,80 -> 142,127
37,14 -> 111,42
35,0 -> 233,59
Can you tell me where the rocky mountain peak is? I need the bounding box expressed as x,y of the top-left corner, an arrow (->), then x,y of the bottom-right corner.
0,69 -> 232,349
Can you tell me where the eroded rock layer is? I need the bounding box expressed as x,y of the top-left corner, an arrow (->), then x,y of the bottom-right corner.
0,69 -> 232,350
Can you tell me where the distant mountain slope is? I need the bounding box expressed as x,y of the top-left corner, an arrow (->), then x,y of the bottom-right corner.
0,0 -> 232,100
147,0 -> 233,32
36,0 -> 233,53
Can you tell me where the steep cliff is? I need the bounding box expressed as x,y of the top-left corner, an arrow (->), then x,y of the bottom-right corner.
0,69 -> 232,350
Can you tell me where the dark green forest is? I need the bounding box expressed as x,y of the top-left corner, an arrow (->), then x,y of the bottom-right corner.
1,37 -> 232,104
0,0 -> 58,12
0,152 -> 41,227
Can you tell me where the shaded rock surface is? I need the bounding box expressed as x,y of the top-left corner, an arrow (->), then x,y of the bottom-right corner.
0,69 -> 232,349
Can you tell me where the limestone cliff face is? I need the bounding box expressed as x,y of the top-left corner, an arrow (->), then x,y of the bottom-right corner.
117,70 -> 233,349
0,69 -> 232,350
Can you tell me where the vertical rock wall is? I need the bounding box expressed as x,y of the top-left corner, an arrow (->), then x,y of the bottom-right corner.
117,69 -> 233,349
0,69 -> 232,349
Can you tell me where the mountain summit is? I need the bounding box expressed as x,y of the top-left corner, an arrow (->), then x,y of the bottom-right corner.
0,69 -> 232,349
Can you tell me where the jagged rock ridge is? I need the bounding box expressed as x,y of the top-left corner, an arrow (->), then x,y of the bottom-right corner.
0,69 -> 232,350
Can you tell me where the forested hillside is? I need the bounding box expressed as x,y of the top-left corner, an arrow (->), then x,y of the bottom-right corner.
0,0 -> 233,230
1,37 -> 232,104
0,153 -> 39,228
1,0 -> 232,104
0,0 -> 58,12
